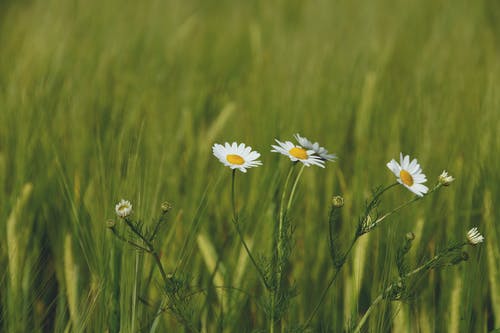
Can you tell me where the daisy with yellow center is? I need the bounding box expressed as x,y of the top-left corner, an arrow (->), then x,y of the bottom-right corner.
294,133 -> 336,162
386,153 -> 428,197
115,199 -> 132,218
271,139 -> 325,167
212,142 -> 262,173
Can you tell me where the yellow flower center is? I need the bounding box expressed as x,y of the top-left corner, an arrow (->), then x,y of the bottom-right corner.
400,170 -> 414,186
289,147 -> 308,160
118,204 -> 128,211
226,154 -> 245,165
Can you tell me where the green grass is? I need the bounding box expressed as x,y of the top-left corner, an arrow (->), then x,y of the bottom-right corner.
1,0 -> 499,331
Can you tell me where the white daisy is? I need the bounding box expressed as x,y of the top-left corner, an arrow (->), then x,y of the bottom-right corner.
466,227 -> 484,245
294,133 -> 336,162
115,199 -> 132,218
386,153 -> 428,197
212,142 -> 262,173
438,170 -> 455,186
271,139 -> 325,168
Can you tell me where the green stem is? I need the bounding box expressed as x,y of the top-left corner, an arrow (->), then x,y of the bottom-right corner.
303,235 -> 357,328
123,217 -> 170,286
109,226 -> 150,252
305,183 -> 443,330
286,164 -> 305,212
352,294 -> 383,333
279,164 -> 296,231
231,170 -> 271,290
119,218 -> 199,332
277,163 -> 298,270
303,183 -> 400,329
271,163 -> 296,333
377,182 -> 399,198
231,169 -> 237,218
352,240 -> 466,333
369,183 -> 442,230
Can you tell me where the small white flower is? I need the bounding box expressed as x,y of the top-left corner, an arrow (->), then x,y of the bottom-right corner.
387,153 -> 428,197
294,133 -> 336,162
212,142 -> 262,173
115,199 -> 132,218
438,170 -> 455,186
466,227 -> 484,245
271,139 -> 325,168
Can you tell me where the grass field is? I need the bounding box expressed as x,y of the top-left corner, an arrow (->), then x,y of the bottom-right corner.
1,0 -> 499,331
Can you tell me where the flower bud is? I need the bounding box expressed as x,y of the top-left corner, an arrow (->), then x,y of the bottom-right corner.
161,201 -> 172,213
106,219 -> 116,229
331,196 -> 344,208
438,170 -> 454,186
406,232 -> 415,241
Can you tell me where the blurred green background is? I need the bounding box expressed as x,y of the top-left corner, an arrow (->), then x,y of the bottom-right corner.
1,0 -> 499,331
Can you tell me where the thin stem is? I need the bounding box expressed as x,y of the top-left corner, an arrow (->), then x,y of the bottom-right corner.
117,218 -> 199,332
377,182 -> 399,198
352,294 -> 383,333
370,184 -> 442,230
303,235 -> 358,328
230,170 -> 271,289
109,226 -> 151,252
234,221 -> 271,289
303,184 -> 400,329
353,240 -> 466,333
231,169 -> 237,218
149,297 -> 169,333
271,163 -> 296,333
279,164 -> 296,230
303,268 -> 341,329
277,163 -> 297,270
149,209 -> 170,242
286,164 -> 305,212
123,217 -> 170,286
328,207 -> 336,266
305,183 -> 443,330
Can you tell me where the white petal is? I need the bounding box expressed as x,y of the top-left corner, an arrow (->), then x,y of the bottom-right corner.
386,159 -> 401,176
412,183 -> 429,195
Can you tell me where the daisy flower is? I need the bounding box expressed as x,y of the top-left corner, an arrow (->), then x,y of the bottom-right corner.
294,133 -> 336,162
271,139 -> 325,168
115,199 -> 132,218
466,227 -> 484,245
438,170 -> 455,186
386,153 -> 428,197
212,142 -> 262,173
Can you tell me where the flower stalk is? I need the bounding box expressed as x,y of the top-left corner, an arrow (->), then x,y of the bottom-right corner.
230,170 -> 271,290
353,240 -> 474,333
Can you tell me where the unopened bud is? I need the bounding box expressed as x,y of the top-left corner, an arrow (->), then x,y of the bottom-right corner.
106,219 -> 116,229
406,232 -> 415,241
161,201 -> 172,213
332,196 -> 344,208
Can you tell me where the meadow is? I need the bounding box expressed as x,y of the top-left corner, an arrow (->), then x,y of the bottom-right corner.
0,0 -> 499,331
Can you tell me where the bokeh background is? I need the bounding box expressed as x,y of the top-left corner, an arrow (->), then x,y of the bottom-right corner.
1,0 -> 499,331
